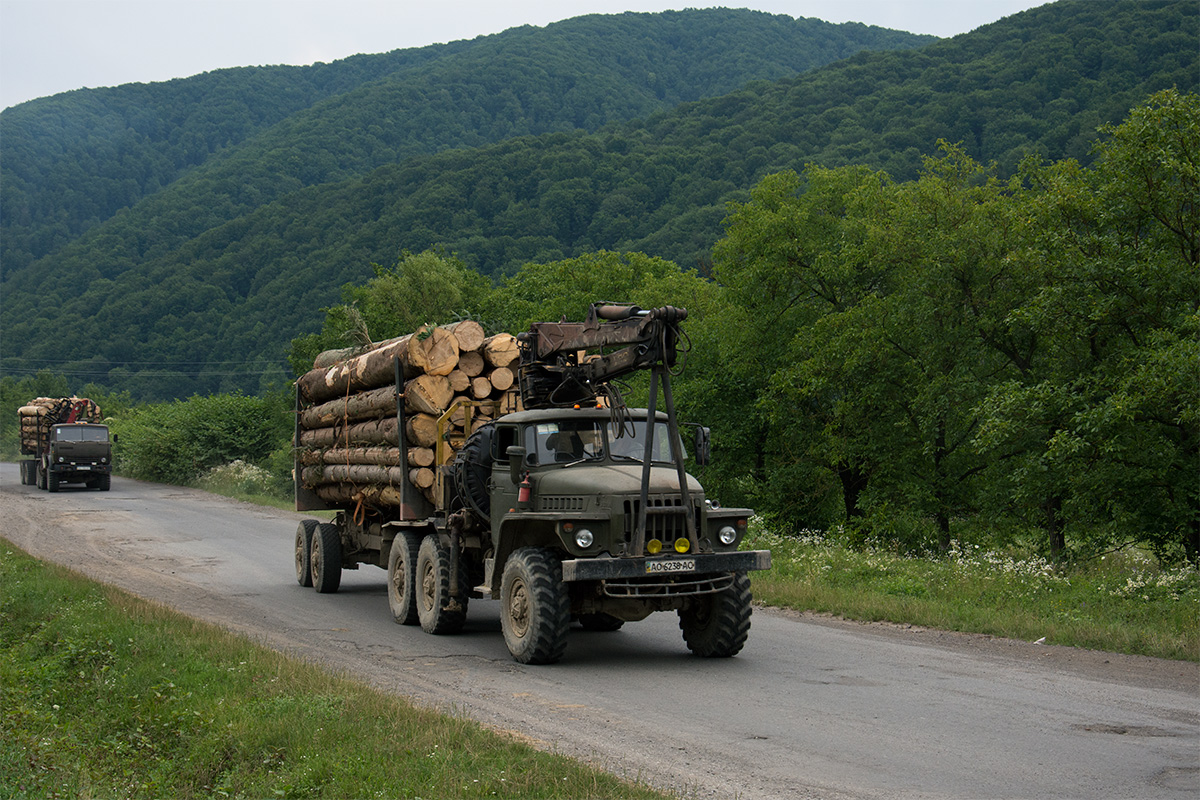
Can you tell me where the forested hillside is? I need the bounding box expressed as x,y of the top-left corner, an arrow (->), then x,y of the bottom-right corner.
2,1 -> 1196,400
0,9 -> 929,275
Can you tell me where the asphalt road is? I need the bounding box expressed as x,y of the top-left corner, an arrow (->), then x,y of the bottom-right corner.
3,464 -> 1197,799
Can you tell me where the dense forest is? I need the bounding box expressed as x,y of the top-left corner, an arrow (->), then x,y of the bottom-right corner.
1,2 -> 1194,400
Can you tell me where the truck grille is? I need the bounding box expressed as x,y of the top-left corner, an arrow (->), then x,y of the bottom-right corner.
623,497 -> 700,553
539,495 -> 586,512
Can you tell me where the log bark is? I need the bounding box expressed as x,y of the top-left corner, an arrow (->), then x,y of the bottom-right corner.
312,333 -> 408,369
407,326 -> 459,377
299,446 -> 402,467
313,483 -> 407,507
299,385 -> 397,429
297,334 -> 415,404
298,416 -> 400,448
301,464 -> 408,486
443,320 -> 485,353
483,333 -> 519,368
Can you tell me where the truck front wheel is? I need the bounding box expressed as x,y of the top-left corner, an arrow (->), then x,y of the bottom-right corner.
416,535 -> 467,634
387,531 -> 421,626
47,470 -> 59,493
678,573 -> 752,658
310,522 -> 342,594
500,548 -> 569,664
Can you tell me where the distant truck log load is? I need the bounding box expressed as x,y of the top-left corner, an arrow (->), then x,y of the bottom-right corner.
293,308 -> 770,664
18,397 -> 114,492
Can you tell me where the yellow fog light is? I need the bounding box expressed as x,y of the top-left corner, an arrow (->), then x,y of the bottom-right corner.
646,539 -> 663,554
674,538 -> 691,554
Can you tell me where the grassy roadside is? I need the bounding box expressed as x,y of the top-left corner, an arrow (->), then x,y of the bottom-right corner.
0,541 -> 673,800
742,525 -> 1200,662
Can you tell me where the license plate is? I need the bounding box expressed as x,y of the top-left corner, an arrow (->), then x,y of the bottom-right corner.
646,559 -> 695,574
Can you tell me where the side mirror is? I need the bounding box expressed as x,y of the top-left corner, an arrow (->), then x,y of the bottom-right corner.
111,433 -> 119,443
506,446 -> 527,485
692,426 -> 711,466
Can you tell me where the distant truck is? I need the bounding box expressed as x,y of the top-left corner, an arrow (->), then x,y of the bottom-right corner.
18,397 -> 114,492
293,304 -> 770,664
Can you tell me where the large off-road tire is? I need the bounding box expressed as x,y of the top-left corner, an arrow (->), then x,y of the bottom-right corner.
294,519 -> 319,587
578,612 -> 625,632
310,522 -> 342,594
47,470 -> 60,493
500,548 -> 570,664
96,474 -> 111,492
37,463 -> 46,490
19,461 -> 33,485
387,531 -> 421,626
416,535 -> 468,634
678,573 -> 753,658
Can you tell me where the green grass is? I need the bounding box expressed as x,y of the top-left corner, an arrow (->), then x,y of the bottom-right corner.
743,524 -> 1200,662
0,541 -> 673,800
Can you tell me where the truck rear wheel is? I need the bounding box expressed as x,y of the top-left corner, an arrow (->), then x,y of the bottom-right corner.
416,535 -> 467,635
310,522 -> 342,594
500,548 -> 569,664
294,519 -> 319,587
678,573 -> 752,658
387,531 -> 421,626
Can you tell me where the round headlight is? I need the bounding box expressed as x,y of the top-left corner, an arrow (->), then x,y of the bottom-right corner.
718,526 -> 738,545
646,538 -> 663,555
574,528 -> 594,549
57,456 -> 65,463
674,537 -> 690,554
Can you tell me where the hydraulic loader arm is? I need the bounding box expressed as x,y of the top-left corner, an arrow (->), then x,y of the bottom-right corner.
516,304 -> 687,409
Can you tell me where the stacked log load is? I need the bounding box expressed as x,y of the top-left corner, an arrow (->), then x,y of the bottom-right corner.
295,321 -> 522,507
18,397 -> 102,455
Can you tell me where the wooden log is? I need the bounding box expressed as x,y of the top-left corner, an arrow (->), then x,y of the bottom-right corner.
407,325 -> 460,377
443,320 -> 485,353
301,464 -> 408,486
448,396 -> 472,427
312,333 -> 407,369
404,373 -> 452,416
298,416 -> 400,448
298,446 -> 402,467
313,483 -> 406,507
408,467 -> 435,489
457,350 -> 485,377
405,413 -> 439,448
297,334 -> 415,404
408,447 -> 435,468
448,369 -> 471,393
470,376 -> 493,399
483,333 -> 519,368
300,385 -> 397,429
489,366 -> 514,392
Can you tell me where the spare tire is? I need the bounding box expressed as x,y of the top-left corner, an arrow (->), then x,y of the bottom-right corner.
452,424 -> 494,519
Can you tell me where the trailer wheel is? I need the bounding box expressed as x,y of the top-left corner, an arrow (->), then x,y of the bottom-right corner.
310,522 -> 342,594
294,519 -> 319,587
416,535 -> 467,634
387,531 -> 421,625
36,463 -> 46,490
678,573 -> 752,658
500,548 -> 569,664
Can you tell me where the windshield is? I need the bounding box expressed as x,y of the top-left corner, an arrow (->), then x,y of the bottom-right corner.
525,421 -> 606,465
606,419 -> 679,463
54,425 -> 109,443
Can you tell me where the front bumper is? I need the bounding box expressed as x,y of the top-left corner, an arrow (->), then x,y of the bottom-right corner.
560,550 -> 771,582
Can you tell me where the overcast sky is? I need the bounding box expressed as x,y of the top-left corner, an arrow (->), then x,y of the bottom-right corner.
0,0 -> 1049,111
